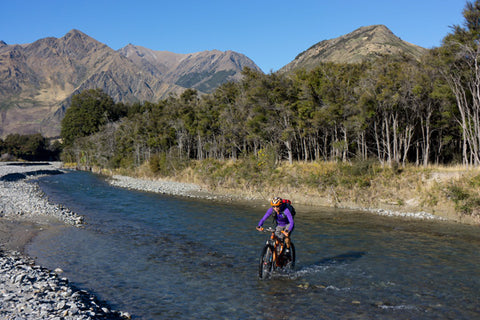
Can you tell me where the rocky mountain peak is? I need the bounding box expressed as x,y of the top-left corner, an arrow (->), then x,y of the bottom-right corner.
58,29 -> 108,54
0,25 -> 424,138
0,30 -> 261,138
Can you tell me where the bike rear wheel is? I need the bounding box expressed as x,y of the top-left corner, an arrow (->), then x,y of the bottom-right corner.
259,245 -> 273,279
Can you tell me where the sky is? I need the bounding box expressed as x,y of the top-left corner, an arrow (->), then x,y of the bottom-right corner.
0,0 -> 468,73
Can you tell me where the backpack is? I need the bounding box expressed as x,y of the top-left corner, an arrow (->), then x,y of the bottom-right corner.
281,199 -> 296,217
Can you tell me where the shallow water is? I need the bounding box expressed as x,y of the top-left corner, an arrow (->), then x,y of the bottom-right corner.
28,171 -> 480,319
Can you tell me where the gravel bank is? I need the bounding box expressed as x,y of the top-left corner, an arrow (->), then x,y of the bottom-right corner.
108,174 -> 253,202
0,162 -> 130,320
0,162 -> 84,226
108,175 -> 203,197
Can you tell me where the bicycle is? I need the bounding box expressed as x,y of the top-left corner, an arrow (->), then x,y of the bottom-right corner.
258,227 -> 295,279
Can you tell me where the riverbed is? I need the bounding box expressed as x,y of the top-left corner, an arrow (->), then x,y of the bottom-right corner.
26,169 -> 480,319
0,162 -> 128,319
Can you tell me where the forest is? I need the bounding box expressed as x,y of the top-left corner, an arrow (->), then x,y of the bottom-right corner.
60,1 -> 480,173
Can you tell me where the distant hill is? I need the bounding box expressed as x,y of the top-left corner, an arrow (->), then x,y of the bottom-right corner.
280,25 -> 427,73
0,30 -> 261,138
118,45 -> 258,93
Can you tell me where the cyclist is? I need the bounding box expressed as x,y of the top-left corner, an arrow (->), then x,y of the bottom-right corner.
256,197 -> 294,255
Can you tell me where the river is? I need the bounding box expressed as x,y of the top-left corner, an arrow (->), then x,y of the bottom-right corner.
26,171 -> 480,319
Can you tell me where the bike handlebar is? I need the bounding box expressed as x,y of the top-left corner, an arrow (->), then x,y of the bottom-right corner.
257,226 -> 275,233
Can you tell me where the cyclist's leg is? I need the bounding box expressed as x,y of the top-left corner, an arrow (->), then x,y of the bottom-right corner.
284,224 -> 294,248
275,225 -> 292,253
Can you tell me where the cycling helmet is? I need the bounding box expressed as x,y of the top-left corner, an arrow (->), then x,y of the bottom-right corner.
270,197 -> 282,207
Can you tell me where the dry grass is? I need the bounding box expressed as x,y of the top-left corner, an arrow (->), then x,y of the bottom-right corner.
87,159 -> 480,225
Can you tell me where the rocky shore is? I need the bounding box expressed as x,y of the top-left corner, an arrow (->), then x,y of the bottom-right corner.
108,174 -> 258,202
0,162 -> 84,226
0,162 -> 130,320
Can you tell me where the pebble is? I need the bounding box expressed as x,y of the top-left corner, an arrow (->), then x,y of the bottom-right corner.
0,162 -> 129,319
0,162 -> 84,226
0,251 -> 129,319
109,174 -> 202,196
108,174 -> 260,203
366,208 -> 446,220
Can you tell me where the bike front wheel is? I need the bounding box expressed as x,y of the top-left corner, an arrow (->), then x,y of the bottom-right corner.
285,242 -> 296,269
259,245 -> 274,279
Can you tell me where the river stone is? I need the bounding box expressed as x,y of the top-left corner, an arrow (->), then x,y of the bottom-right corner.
0,162 -> 131,319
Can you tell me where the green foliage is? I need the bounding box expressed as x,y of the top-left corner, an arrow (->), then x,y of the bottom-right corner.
176,72 -> 210,88
149,151 -> 190,177
61,89 -> 125,146
0,133 -> 61,161
64,55 -> 456,170
62,3 -> 480,172
447,184 -> 470,202
445,176 -> 480,216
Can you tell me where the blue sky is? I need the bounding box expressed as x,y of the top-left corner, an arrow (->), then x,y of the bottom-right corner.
1,0 -> 467,72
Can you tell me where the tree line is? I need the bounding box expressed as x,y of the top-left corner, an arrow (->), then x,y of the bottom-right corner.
0,134 -> 62,161
61,1 -> 480,170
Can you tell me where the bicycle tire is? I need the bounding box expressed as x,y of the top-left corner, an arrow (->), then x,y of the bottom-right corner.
284,242 -> 296,270
259,245 -> 273,279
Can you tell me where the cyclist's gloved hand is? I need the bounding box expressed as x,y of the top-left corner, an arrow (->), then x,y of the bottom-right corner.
256,226 -> 264,232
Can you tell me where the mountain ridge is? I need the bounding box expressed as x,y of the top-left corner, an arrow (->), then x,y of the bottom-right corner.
280,25 -> 427,73
0,25 -> 427,138
0,29 -> 260,137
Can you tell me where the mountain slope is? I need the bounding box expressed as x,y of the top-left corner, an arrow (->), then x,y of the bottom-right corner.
118,45 -> 261,93
0,30 -> 261,137
280,25 -> 427,73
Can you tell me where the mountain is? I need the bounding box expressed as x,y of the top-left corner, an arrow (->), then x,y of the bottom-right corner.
280,25 -> 427,73
118,45 -> 259,93
0,30 -> 261,138
0,25 -> 427,138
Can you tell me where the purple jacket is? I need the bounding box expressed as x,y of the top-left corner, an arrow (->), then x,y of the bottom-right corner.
258,205 -> 294,231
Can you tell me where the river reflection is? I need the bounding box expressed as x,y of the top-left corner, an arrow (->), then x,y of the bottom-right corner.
27,171 -> 480,319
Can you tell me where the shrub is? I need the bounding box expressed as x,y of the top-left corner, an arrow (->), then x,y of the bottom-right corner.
149,151 -> 190,177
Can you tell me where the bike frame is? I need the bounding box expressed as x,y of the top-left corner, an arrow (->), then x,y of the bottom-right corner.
261,227 -> 290,268
269,231 -> 285,267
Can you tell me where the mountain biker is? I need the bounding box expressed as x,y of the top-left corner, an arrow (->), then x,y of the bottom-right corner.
256,197 -> 294,254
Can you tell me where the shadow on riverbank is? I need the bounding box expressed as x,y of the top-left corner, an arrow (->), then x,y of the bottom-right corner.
0,170 -> 64,182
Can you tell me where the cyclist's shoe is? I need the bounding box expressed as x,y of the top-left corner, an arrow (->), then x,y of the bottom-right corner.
285,248 -> 291,258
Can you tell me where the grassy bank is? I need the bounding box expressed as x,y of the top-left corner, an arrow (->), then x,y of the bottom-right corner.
82,158 -> 480,225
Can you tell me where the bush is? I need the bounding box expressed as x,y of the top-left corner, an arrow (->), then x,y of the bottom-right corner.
149,151 -> 190,177
444,182 -> 480,215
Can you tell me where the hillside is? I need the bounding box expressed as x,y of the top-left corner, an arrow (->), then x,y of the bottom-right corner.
280,25 -> 427,73
0,30 -> 260,138
118,45 -> 259,93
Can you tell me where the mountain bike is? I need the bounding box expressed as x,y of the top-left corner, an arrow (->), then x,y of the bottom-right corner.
258,227 -> 295,279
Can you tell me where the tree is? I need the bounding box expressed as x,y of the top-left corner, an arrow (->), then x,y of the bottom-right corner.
437,0 -> 480,166
61,89 -> 117,146
3,133 -> 50,160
